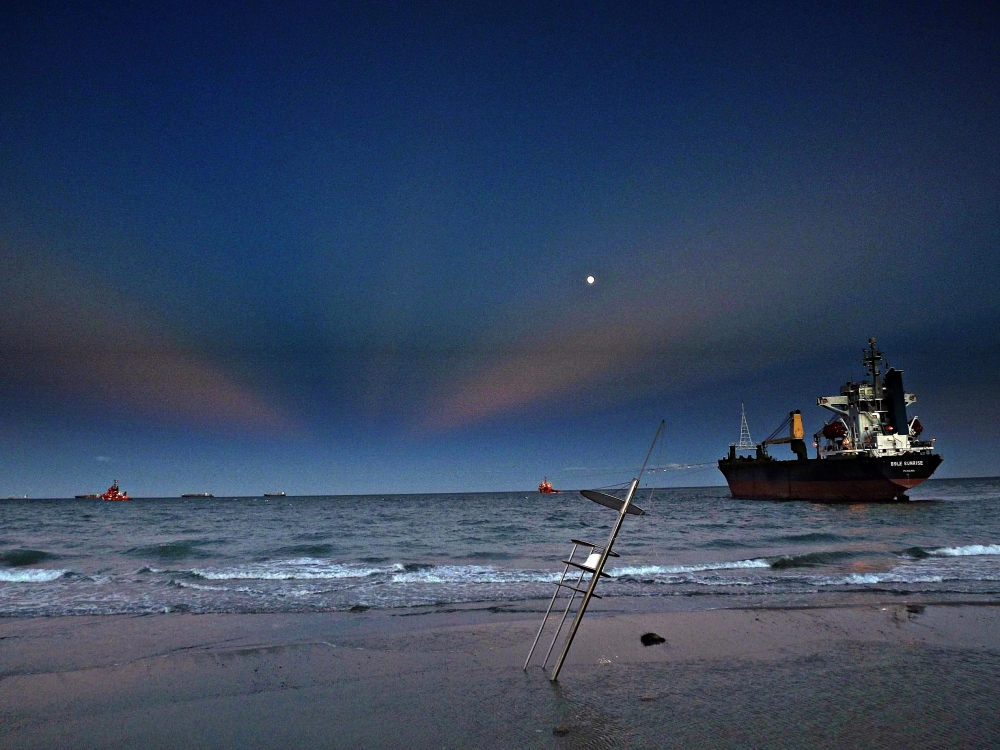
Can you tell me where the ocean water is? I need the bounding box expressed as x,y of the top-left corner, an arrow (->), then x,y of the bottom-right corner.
1,478 -> 999,617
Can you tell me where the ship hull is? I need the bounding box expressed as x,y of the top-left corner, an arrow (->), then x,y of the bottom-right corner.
718,453 -> 942,502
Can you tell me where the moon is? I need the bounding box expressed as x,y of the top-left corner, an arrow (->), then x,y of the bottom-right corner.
586,275 -> 595,285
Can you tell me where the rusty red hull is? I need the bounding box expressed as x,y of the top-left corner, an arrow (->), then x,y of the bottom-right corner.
718,453 -> 942,502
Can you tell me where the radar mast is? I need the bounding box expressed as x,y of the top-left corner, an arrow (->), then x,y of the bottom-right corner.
862,337 -> 883,397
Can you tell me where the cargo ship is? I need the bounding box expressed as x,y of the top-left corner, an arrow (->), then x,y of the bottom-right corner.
718,339 -> 942,502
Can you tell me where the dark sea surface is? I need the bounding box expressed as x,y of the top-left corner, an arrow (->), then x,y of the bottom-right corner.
2,478 -> 999,617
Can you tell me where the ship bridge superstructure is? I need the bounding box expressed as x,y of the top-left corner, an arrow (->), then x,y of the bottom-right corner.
815,338 -> 934,459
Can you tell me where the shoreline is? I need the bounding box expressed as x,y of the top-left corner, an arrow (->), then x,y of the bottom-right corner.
3,600 -> 1000,748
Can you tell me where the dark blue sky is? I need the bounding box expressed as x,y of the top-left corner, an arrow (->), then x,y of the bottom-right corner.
2,1 -> 998,496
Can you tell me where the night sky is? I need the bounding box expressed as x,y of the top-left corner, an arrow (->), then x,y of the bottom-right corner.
2,2 -> 998,496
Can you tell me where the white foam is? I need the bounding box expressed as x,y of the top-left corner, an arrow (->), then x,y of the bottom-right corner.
0,568 -> 68,582
688,578 -> 760,587
174,581 -> 232,591
931,544 -> 1000,557
819,572 -> 945,586
611,559 -> 770,577
389,565 -> 560,584
191,558 -> 386,581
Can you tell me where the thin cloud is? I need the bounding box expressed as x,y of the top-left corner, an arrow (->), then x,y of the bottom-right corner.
422,288 -> 719,430
0,246 -> 291,432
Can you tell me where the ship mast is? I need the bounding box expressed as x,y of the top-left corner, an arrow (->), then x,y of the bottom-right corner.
736,402 -> 754,451
862,337 -> 883,400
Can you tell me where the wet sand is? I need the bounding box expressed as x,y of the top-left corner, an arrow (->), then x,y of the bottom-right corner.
2,602 -> 999,748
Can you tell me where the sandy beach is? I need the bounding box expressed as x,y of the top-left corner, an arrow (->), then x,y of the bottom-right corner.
2,600 -> 999,749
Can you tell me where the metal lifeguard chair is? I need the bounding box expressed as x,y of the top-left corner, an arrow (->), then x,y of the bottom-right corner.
524,421 -> 662,681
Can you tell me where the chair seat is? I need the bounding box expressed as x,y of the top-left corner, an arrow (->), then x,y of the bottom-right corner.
569,539 -> 620,557
562,556 -> 612,577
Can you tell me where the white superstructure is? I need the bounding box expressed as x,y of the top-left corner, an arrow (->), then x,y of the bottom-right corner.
815,339 -> 936,459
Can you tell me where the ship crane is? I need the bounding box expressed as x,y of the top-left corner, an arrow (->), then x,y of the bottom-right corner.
761,410 -> 809,461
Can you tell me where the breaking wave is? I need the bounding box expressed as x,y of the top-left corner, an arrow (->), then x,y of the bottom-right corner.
186,560 -> 564,585
388,564 -> 560,584
611,559 -> 770,577
819,572 -> 946,586
931,544 -> 1000,557
769,551 -> 857,569
0,568 -> 69,582
190,558 -> 389,581
1,549 -> 58,567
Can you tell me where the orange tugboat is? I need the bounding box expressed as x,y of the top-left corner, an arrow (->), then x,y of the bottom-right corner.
538,478 -> 561,494
101,479 -> 131,502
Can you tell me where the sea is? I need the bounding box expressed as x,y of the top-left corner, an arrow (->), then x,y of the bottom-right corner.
2,478 -> 999,618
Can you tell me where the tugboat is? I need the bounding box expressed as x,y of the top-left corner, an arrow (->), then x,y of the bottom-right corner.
101,479 -> 131,502
538,478 -> 561,494
718,339 -> 942,502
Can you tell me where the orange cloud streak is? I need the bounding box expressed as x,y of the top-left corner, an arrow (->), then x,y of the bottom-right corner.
0,247 -> 290,431
425,294 -> 718,430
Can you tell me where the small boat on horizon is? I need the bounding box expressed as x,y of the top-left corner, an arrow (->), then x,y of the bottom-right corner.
181,492 -> 214,498
538,478 -> 561,494
101,480 -> 130,502
75,494 -> 100,499
263,491 -> 286,497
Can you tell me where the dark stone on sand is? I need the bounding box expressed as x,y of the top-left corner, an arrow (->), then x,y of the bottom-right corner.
640,632 -> 666,646
906,604 -> 926,615
349,605 -> 370,612
553,726 -> 570,736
